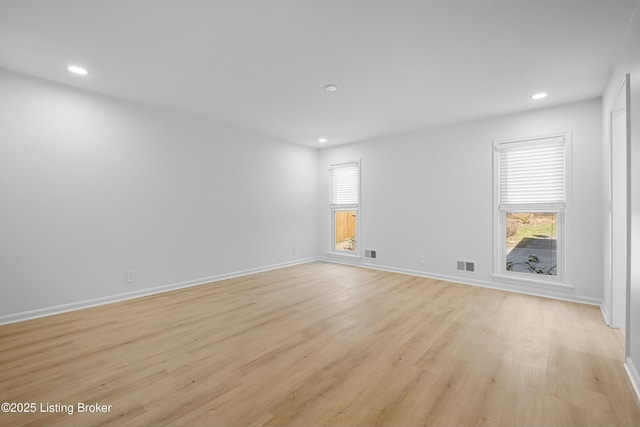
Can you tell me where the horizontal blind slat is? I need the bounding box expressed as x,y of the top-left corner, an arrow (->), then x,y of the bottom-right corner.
329,163 -> 359,205
498,139 -> 565,206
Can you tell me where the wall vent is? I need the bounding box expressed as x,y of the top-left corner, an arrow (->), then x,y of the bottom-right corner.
365,250 -> 377,259
457,261 -> 475,272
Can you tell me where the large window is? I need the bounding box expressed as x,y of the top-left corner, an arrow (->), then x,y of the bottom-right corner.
329,162 -> 359,254
494,134 -> 570,283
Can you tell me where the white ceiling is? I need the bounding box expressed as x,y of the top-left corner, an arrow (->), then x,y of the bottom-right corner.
0,0 -> 636,147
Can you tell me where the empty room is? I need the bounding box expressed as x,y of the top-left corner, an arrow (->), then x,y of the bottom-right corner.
2,1 -> 640,426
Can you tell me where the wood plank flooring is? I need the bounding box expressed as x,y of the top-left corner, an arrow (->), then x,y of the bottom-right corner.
1,262 -> 639,426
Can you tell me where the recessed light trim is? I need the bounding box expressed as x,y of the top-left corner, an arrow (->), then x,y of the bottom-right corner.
68,65 -> 88,75
531,92 -> 548,100
324,84 -> 337,92
318,138 -> 327,143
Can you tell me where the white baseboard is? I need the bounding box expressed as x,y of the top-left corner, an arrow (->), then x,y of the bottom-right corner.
2,255 -> 603,326
0,257 -> 320,325
600,302 -> 612,327
625,357 -> 640,403
319,256 -> 602,308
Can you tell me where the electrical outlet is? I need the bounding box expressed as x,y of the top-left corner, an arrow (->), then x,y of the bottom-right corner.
293,246 -> 298,255
418,255 -> 424,264
127,270 -> 136,283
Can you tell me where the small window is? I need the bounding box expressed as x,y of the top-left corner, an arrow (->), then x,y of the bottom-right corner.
334,210 -> 357,252
329,162 -> 359,254
494,134 -> 570,283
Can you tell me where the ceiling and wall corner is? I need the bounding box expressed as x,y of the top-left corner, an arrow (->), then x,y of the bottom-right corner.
0,0 -> 636,147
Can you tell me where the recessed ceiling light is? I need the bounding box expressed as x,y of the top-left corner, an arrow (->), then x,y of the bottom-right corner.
318,138 -> 327,143
324,84 -> 337,92
68,65 -> 88,75
531,92 -> 548,100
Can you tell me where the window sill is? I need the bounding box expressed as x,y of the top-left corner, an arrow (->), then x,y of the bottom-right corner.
492,273 -> 574,291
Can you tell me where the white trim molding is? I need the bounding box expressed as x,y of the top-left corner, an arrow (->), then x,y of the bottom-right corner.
492,131 -> 573,287
3,256 -> 606,328
318,257 -> 602,308
328,160 -> 361,256
625,357 -> 640,403
600,302 -> 612,327
0,257 -> 320,325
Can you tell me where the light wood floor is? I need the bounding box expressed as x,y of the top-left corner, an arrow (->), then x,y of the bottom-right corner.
1,262 -> 639,426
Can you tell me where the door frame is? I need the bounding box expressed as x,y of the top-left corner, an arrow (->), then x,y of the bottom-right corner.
608,74 -> 631,346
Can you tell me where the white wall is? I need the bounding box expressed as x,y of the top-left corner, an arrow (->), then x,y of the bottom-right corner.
0,69 -> 318,322
602,0 -> 640,393
318,98 -> 603,303
0,67 -> 608,327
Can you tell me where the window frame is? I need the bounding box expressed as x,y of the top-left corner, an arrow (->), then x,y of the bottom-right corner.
492,132 -> 573,288
329,161 -> 361,257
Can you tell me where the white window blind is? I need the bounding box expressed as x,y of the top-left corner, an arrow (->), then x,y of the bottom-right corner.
497,137 -> 565,209
329,162 -> 359,206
